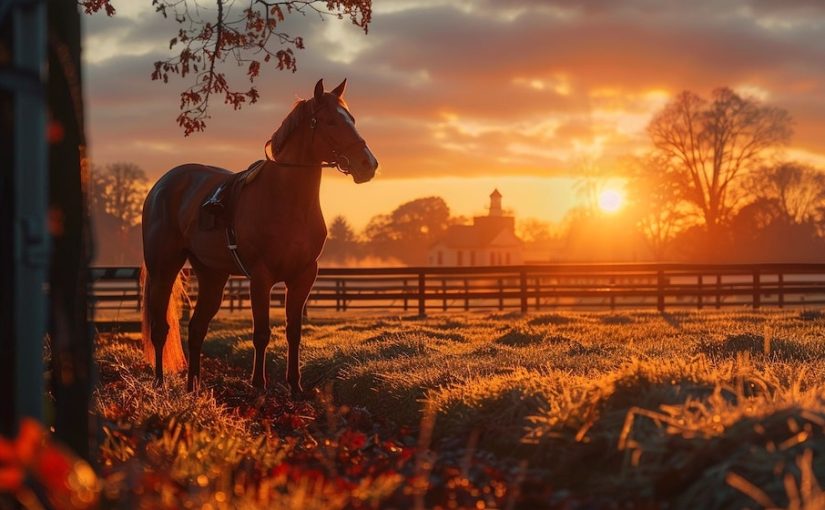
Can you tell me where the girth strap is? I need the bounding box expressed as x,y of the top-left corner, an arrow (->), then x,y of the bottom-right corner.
225,225 -> 251,279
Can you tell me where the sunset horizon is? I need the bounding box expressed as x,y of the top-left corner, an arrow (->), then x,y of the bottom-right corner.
84,1 -> 825,230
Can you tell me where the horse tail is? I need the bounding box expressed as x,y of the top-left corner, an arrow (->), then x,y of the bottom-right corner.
140,263 -> 188,373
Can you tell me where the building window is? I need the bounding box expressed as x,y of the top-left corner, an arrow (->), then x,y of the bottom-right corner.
437,251 -> 443,266
457,251 -> 463,266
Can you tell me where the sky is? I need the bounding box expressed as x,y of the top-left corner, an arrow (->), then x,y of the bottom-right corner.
83,0 -> 825,229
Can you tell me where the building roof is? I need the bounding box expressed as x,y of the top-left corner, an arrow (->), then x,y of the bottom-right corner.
430,189 -> 521,250
432,222 -> 521,250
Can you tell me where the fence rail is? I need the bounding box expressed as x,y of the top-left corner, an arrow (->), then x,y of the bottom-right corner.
90,263 -> 825,316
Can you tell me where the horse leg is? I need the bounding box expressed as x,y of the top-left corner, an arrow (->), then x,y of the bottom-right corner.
285,262 -> 318,398
187,269 -> 229,391
250,276 -> 274,389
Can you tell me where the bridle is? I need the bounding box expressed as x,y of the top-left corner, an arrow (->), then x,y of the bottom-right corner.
264,99 -> 367,176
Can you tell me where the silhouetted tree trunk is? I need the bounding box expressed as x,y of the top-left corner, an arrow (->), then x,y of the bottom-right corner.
49,0 -> 95,460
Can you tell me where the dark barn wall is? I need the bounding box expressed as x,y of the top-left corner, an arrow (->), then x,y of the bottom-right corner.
0,0 -> 48,436
48,0 -> 95,459
0,8 -> 16,436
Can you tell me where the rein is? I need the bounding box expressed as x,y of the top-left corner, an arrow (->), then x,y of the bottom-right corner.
263,100 -> 366,176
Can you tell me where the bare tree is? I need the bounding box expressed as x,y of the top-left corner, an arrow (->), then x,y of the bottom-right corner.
81,0 -> 372,135
517,218 -> 554,243
91,162 -> 148,232
647,87 -> 792,234
626,154 -> 691,260
747,162 -> 825,224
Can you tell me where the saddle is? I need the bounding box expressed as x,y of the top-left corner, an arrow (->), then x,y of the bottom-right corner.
200,160 -> 267,229
200,160 -> 269,278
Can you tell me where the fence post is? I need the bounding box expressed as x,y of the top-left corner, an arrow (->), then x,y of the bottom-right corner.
609,276 -> 615,312
237,278 -> 243,310
442,278 -> 447,312
341,279 -> 347,312
534,277 -> 540,310
753,268 -> 761,310
657,270 -> 665,312
418,272 -> 426,317
335,280 -> 340,312
520,271 -> 528,313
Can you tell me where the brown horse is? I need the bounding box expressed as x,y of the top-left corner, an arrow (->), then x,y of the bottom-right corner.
140,79 -> 378,396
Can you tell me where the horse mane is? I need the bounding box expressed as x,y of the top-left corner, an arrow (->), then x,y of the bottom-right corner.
270,99 -> 309,155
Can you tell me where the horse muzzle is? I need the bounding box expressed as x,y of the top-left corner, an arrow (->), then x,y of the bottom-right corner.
349,147 -> 378,184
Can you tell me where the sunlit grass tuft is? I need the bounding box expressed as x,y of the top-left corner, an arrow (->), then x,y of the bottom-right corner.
95,310 -> 825,508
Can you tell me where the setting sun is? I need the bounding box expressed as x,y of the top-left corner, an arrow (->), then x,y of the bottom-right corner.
598,189 -> 624,213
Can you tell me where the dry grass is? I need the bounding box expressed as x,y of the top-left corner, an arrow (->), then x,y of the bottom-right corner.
95,309 -> 825,508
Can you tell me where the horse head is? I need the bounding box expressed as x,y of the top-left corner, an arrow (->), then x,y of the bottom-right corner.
309,79 -> 378,184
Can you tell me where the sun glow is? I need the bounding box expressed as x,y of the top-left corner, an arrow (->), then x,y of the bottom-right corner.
598,188 -> 624,213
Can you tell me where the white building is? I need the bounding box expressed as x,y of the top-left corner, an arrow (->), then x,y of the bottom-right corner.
428,189 -> 524,266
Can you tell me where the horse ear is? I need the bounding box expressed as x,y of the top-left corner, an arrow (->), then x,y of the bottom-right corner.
314,79 -> 324,102
331,78 -> 347,98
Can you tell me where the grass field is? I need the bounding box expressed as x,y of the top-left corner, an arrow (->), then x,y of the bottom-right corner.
95,309 -> 825,509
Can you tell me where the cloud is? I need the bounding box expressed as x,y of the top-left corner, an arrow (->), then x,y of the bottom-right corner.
84,0 -> 825,181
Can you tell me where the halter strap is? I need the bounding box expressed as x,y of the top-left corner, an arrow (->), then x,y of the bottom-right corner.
263,100 -> 364,175
263,139 -> 336,168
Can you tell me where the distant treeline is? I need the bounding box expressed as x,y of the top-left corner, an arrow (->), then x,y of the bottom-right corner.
90,162 -> 825,267
91,87 -> 825,266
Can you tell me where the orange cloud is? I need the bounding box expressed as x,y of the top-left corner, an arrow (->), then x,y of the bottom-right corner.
85,0 -> 825,189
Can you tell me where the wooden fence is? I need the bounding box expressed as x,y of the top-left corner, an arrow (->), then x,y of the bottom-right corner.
91,263 -> 825,316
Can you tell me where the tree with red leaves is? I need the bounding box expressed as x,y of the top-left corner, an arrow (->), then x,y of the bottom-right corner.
80,0 -> 372,135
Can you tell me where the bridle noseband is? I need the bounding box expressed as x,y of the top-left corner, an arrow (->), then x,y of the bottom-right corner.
264,100 -> 367,176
